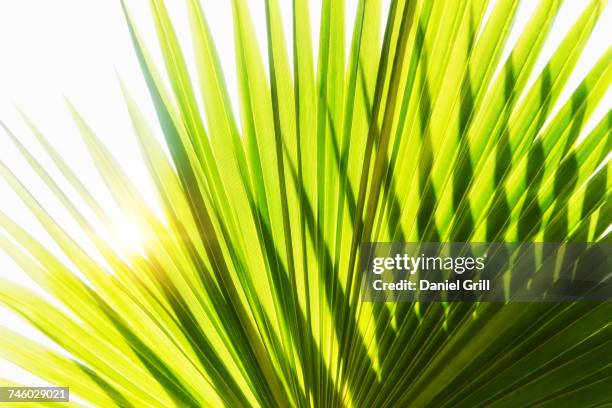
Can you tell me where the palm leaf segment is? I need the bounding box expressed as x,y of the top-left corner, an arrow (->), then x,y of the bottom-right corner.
0,0 -> 610,406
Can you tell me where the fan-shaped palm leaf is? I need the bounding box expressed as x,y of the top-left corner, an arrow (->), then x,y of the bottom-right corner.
0,0 -> 610,407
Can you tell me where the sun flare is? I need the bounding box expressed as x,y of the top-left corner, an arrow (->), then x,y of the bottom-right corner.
109,218 -> 147,255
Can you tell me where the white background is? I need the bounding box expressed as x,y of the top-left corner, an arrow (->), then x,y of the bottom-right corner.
0,0 -> 610,394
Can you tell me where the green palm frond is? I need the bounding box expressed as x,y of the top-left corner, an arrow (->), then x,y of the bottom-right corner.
0,0 -> 610,407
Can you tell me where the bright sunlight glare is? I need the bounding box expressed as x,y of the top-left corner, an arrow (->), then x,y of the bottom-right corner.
108,218 -> 148,256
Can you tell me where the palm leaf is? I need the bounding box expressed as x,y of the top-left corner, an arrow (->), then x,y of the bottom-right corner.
1,0 -> 610,406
